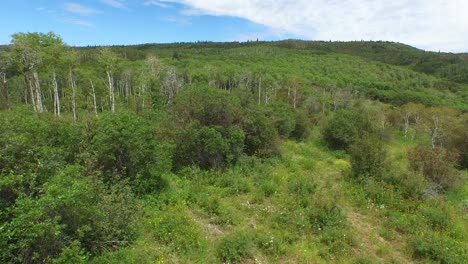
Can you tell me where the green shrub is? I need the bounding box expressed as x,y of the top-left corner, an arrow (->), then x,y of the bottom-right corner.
350,135 -> 388,179
151,206 -> 206,253
92,110 -> 172,192
254,231 -> 287,257
401,172 -> 427,199
290,110 -> 311,140
174,86 -> 241,128
410,232 -> 468,264
288,174 -> 317,208
0,110 -> 81,189
240,107 -> 280,157
174,121 -> 244,169
216,231 -> 254,263
323,109 -> 373,150
53,241 -> 88,264
267,102 -> 297,138
0,165 -> 140,262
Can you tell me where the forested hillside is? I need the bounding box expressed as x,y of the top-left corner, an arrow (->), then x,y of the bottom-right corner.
0,33 -> 467,263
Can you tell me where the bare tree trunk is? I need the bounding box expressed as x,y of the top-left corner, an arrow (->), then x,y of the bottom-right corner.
431,117 -> 439,149
1,72 -> 10,110
28,75 -> 37,112
404,113 -> 410,138
53,70 -> 60,116
258,77 -> 262,105
293,86 -> 297,108
69,67 -> 77,122
107,70 -> 115,113
140,84 -> 146,110
90,80 -> 98,117
32,71 -> 44,112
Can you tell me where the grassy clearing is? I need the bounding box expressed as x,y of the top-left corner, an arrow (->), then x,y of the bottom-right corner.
91,129 -> 466,263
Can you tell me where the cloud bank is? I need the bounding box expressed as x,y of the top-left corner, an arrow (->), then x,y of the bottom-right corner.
160,0 -> 468,52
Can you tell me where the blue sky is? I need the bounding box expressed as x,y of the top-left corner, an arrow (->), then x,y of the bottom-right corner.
0,0 -> 294,46
1,1 -> 467,52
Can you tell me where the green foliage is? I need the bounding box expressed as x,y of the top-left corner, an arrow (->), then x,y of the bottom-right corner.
216,231 -> 254,263
150,206 -> 206,253
174,86 -> 241,128
291,109 -> 311,140
240,107 -> 280,157
92,110 -> 172,192
1,32 -> 467,263
350,135 -> 388,179
410,232 -> 468,264
323,109 -> 373,150
174,121 -> 244,169
53,241 -> 89,264
267,102 -> 297,138
0,165 -> 140,263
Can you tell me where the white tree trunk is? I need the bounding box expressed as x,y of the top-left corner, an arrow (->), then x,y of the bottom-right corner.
404,113 -> 410,138
69,68 -> 77,121
90,80 -> 98,117
107,70 -> 115,113
53,70 -> 61,116
258,77 -> 262,105
293,86 -> 297,108
28,76 -> 37,112
32,71 -> 44,112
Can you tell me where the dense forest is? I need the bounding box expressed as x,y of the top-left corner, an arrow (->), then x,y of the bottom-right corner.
0,32 -> 467,263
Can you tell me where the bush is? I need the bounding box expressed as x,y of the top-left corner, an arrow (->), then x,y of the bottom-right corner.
408,146 -> 461,190
267,102 -> 297,138
410,232 -> 467,264
350,135 -> 388,179
0,109 -> 81,189
174,121 -> 244,169
174,86 -> 241,128
323,109 -> 373,150
240,107 -> 280,157
290,110 -> 311,140
0,165 -> 140,263
216,231 -> 254,263
92,110 -> 172,192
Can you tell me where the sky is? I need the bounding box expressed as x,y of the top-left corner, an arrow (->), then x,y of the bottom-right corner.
1,0 -> 467,52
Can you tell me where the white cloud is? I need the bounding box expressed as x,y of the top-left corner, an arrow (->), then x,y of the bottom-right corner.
59,18 -> 95,27
160,0 -> 468,52
102,0 -> 126,9
63,3 -> 101,15
161,15 -> 190,25
144,0 -> 170,8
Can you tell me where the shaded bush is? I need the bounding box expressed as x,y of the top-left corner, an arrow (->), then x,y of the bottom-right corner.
290,110 -> 311,140
408,146 -> 461,190
174,121 -> 244,169
92,110 -> 172,192
350,135 -> 388,179
240,107 -> 280,157
0,109 -> 82,189
0,165 -> 140,263
323,109 -> 373,150
267,102 -> 297,138
174,86 -> 241,128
